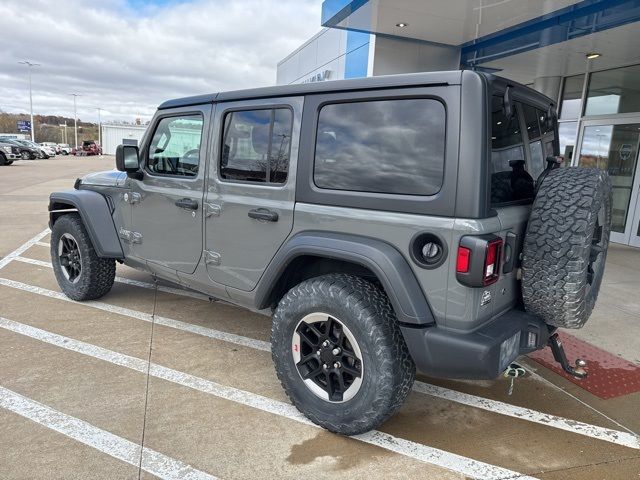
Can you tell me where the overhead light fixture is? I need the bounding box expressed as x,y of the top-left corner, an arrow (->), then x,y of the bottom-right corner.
586,52 -> 601,59
396,22 -> 408,28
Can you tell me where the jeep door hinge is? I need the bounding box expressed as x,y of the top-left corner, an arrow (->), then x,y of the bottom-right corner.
123,192 -> 141,204
119,228 -> 143,244
205,203 -> 221,218
204,250 -> 221,266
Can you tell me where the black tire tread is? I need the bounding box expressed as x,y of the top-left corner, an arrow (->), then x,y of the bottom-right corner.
272,273 -> 415,435
522,167 -> 611,328
51,213 -> 116,301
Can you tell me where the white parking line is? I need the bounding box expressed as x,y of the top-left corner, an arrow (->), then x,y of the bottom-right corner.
0,385 -> 217,480
0,229 -> 50,270
0,316 -> 536,480
0,277 -> 271,352
13,256 -> 211,302
2,272 -> 639,451
413,382 -> 639,449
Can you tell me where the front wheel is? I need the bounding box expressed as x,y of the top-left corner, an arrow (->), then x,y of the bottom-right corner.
51,213 -> 116,301
271,274 -> 415,435
21,151 -> 30,160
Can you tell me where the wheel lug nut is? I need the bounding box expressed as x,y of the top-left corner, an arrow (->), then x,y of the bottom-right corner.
316,350 -> 321,356
333,362 -> 341,369
332,347 -> 341,355
322,363 -> 328,370
322,340 -> 330,347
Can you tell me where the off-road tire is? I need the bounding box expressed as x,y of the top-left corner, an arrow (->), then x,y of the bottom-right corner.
522,168 -> 612,328
51,213 -> 116,301
272,274 -> 415,435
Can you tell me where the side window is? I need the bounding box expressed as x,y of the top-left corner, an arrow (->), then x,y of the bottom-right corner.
220,108 -> 293,184
313,98 -> 446,195
521,103 -> 545,179
147,114 -> 203,177
491,96 -> 534,205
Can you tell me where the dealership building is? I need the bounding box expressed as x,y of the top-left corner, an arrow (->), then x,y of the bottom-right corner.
277,0 -> 640,247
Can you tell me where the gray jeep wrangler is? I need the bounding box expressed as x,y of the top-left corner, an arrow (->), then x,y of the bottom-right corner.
49,71 -> 612,435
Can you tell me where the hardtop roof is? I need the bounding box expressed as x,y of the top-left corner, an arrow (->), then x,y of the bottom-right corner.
158,70 -> 465,110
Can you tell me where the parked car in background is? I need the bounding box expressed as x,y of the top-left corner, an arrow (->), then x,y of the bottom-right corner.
2,139 -> 38,160
15,140 -> 50,159
41,142 -> 60,155
57,143 -> 71,155
75,140 -> 102,156
0,140 -> 21,165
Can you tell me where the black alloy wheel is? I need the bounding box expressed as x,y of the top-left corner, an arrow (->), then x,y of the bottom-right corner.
58,232 -> 82,283
292,312 -> 363,403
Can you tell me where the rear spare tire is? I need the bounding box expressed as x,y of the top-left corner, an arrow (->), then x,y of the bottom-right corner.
522,168 -> 612,328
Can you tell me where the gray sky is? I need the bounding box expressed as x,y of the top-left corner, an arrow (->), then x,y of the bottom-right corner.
0,0 -> 323,124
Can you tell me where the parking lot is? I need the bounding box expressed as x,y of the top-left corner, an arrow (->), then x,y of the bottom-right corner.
1,156 -> 640,479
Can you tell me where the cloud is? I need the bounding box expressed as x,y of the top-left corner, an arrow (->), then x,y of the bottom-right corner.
0,0 -> 323,123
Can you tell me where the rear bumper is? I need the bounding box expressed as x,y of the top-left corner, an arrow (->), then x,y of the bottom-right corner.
401,309 -> 549,380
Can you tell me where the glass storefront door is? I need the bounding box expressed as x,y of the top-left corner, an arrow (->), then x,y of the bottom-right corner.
577,119 -> 640,245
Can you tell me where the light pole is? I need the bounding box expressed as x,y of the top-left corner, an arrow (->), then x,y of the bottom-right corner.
96,107 -> 103,146
18,61 -> 40,142
69,93 -> 81,148
59,123 -> 67,143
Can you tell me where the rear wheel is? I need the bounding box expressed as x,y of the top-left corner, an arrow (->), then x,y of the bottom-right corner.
21,151 -> 30,160
271,274 -> 415,435
522,168 -> 612,328
51,213 -> 116,301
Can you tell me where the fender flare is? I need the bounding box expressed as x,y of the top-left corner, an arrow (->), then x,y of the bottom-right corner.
49,190 -> 124,259
254,231 -> 435,326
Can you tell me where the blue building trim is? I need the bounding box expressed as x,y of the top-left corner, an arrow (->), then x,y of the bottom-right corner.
344,31 -> 369,79
321,0 -> 370,27
461,0 -> 640,67
321,0 -> 640,70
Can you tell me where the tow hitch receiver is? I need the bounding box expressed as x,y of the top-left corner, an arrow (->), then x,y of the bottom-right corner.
548,333 -> 588,379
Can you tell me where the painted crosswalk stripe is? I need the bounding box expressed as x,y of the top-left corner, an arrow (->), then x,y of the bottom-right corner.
2,272 -> 638,451
0,385 -> 217,480
0,316 -> 536,480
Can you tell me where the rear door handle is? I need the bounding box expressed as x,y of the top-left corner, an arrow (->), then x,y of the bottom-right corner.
248,208 -> 278,222
175,198 -> 199,210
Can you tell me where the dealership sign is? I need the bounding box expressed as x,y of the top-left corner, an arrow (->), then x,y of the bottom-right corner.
302,70 -> 332,84
619,144 -> 632,162
17,120 -> 31,132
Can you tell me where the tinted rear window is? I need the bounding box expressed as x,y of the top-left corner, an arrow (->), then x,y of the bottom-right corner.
313,98 -> 446,195
490,96 -> 534,206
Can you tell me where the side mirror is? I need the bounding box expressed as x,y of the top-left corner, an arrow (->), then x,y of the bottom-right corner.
503,85 -> 514,120
115,145 -> 142,178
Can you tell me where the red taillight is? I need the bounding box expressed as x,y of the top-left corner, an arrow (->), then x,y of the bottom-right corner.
483,239 -> 503,285
456,247 -> 471,273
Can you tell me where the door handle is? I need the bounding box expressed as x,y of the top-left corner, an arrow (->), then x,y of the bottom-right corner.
175,198 -> 199,210
248,208 -> 278,222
